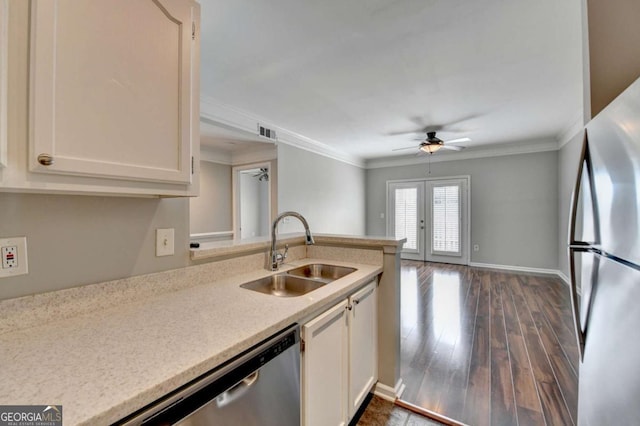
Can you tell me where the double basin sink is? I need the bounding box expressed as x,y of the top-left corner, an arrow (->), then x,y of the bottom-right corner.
241,264 -> 356,297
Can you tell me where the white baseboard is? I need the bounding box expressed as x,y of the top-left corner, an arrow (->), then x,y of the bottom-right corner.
469,263 -> 582,295
374,378 -> 404,402
557,271 -> 570,286
468,262 -> 559,276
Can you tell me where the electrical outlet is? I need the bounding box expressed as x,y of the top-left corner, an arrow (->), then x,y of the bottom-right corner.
2,246 -> 17,268
473,244 -> 480,252
0,237 -> 28,278
156,228 -> 175,257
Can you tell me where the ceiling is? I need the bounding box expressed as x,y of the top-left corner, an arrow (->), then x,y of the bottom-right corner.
199,0 -> 583,161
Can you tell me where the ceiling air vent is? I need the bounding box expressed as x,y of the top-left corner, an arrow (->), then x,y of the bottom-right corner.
257,124 -> 277,141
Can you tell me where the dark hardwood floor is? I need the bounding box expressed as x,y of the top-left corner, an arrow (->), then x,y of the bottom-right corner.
399,261 -> 579,426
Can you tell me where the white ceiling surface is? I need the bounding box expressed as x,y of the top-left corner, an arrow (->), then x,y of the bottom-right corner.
199,0 -> 583,161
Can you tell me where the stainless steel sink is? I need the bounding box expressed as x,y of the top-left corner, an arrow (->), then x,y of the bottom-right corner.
240,274 -> 327,297
286,264 -> 357,282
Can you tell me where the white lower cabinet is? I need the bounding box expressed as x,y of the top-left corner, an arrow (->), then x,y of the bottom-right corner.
347,282 -> 378,418
301,281 -> 378,426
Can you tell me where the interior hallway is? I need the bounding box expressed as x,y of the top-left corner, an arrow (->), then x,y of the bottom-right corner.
399,261 -> 579,426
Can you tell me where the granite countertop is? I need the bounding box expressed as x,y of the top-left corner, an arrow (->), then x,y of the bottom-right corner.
0,258 -> 382,425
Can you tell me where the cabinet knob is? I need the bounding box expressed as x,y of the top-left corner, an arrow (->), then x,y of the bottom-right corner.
37,154 -> 54,166
353,299 -> 360,305
346,305 -> 353,311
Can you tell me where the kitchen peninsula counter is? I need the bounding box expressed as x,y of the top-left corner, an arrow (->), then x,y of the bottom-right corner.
0,235 -> 403,425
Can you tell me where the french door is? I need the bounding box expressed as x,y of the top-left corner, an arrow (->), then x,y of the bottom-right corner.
388,177 -> 469,265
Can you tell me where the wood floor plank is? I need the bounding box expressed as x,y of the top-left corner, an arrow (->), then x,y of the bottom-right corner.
462,273 -> 491,426
435,270 -> 480,419
490,279 -> 518,426
501,279 -> 545,426
430,269 -> 476,417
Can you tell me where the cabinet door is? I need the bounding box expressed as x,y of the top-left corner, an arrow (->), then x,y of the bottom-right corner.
29,0 -> 195,184
348,281 -> 378,418
302,299 -> 349,426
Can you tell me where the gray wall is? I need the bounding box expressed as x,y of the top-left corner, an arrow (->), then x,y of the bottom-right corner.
0,193 -> 189,300
278,144 -> 366,235
189,161 -> 232,234
366,151 -> 559,270
558,132 -> 585,278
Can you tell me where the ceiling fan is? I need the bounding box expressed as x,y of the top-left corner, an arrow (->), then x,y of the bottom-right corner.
393,131 -> 471,154
252,167 -> 269,181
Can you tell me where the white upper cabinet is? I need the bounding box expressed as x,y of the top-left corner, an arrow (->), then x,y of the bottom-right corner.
1,0 -> 199,196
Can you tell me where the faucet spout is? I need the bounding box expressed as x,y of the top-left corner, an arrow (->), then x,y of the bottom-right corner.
270,211 -> 314,271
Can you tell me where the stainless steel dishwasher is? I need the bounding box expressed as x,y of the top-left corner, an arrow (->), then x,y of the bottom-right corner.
117,325 -> 300,426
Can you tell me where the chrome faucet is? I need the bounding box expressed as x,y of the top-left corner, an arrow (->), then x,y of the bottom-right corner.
270,211 -> 315,271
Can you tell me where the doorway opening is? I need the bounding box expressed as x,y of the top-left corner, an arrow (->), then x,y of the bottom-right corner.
232,162 -> 273,239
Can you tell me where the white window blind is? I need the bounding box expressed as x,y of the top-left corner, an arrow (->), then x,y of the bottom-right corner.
395,187 -> 417,250
432,185 -> 460,254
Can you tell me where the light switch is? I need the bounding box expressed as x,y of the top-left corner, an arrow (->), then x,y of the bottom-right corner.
156,229 -> 175,257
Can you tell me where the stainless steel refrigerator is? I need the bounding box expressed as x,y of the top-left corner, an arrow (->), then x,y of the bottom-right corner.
569,77 -> 640,425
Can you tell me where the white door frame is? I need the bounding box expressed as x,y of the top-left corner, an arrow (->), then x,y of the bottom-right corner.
232,161 -> 272,239
386,175 -> 471,264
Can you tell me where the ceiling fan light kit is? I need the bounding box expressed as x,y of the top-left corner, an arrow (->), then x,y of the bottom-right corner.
392,130 -> 469,155
420,143 -> 443,154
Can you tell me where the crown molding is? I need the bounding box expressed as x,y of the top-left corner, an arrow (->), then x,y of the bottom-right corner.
365,138 -> 559,169
557,111 -> 585,149
200,95 -> 365,168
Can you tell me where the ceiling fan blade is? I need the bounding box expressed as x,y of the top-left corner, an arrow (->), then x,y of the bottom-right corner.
445,137 -> 471,144
441,145 -> 465,151
387,129 -> 423,136
392,146 -> 418,152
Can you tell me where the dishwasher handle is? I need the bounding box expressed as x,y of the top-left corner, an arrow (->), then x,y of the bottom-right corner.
216,371 -> 259,408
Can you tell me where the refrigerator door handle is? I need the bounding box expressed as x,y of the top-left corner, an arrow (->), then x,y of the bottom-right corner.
569,246 -> 587,361
568,131 -> 588,246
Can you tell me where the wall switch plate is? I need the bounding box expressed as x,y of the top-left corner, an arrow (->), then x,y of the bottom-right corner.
473,244 -> 480,252
0,237 -> 28,278
156,228 -> 175,257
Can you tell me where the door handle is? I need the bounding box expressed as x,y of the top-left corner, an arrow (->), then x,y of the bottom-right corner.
569,247 -> 586,361
568,132 -> 588,246
216,370 -> 260,408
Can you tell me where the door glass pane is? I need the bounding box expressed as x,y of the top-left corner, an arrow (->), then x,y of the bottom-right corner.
395,188 -> 417,250
432,185 -> 460,253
